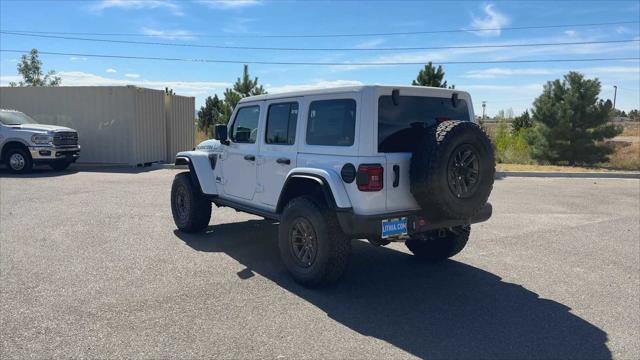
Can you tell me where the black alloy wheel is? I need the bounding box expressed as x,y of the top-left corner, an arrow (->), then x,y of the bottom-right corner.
447,144 -> 480,199
289,217 -> 318,268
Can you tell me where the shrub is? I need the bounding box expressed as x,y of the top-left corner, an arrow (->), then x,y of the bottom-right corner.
493,121 -> 533,164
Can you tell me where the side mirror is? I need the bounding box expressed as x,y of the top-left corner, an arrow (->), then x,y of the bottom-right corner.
214,124 -> 229,145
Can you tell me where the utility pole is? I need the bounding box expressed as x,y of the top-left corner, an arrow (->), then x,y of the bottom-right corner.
613,85 -> 617,110
482,101 -> 486,120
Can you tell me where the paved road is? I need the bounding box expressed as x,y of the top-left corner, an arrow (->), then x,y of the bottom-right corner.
1,168 -> 639,359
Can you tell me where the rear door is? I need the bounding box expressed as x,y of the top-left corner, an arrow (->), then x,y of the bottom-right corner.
377,91 -> 472,212
257,98 -> 301,207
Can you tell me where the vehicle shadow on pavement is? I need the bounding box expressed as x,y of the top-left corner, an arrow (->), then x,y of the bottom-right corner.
0,167 -> 79,177
174,220 -> 611,360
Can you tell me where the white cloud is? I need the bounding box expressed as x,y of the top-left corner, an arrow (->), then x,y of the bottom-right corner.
222,17 -> 256,34
140,27 -> 196,40
464,66 -> 640,79
70,57 -> 88,61
0,71 -> 231,97
105,68 -> 117,73
464,68 -> 556,79
564,30 -> 578,37
125,73 -> 141,78
470,4 -> 510,37
330,32 -> 639,72
267,80 -> 364,94
197,0 -> 261,9
354,38 -> 386,49
90,0 -> 183,16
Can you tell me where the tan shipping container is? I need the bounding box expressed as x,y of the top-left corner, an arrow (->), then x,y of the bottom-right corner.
0,86 -> 195,165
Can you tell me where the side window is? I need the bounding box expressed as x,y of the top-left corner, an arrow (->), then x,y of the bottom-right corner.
230,106 -> 260,144
265,102 -> 298,145
306,99 -> 356,146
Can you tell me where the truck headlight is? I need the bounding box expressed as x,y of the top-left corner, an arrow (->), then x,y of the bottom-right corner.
31,134 -> 54,145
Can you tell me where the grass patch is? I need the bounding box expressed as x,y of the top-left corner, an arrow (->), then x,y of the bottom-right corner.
492,121 -> 533,164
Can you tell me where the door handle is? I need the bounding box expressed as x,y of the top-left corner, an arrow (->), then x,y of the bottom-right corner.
244,154 -> 255,161
276,158 -> 291,165
393,165 -> 400,187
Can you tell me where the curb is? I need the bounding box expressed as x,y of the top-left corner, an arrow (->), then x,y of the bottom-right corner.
496,171 -> 640,179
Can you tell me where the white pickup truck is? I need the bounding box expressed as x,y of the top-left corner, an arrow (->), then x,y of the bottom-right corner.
170,85 -> 494,287
0,109 -> 80,173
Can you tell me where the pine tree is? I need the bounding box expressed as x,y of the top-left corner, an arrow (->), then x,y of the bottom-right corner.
528,72 -> 623,165
412,62 -> 454,89
197,95 -> 226,136
511,110 -> 532,134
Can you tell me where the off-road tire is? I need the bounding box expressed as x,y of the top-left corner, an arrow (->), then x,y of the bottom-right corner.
5,147 -> 33,174
405,225 -> 470,262
278,196 -> 351,287
50,160 -> 72,171
171,172 -> 212,233
410,121 -> 495,220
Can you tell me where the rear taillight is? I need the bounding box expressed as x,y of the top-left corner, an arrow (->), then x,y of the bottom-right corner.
356,164 -> 384,191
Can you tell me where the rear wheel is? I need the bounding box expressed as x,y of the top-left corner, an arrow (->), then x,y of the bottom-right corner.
5,148 -> 33,174
278,197 -> 351,287
405,225 -> 470,262
171,172 -> 212,232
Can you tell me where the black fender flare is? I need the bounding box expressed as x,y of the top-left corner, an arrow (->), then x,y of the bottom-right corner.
175,156 -> 204,195
276,173 -> 343,214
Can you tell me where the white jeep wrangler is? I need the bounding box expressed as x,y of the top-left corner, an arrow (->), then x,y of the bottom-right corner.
171,85 -> 494,286
0,109 -> 80,173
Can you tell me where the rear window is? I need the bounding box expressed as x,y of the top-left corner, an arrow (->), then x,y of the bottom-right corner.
378,95 -> 470,153
306,99 -> 356,146
266,102 -> 298,145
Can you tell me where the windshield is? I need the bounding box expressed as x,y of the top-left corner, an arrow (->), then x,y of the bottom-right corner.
0,111 -> 38,126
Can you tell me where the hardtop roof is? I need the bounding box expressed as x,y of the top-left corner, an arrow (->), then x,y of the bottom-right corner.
238,85 -> 467,103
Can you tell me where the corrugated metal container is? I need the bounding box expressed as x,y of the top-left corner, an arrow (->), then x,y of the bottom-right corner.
165,94 -> 196,162
0,86 -> 195,165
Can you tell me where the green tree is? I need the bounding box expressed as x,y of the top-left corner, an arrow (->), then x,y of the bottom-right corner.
9,49 -> 61,87
528,72 -> 623,165
197,65 -> 267,138
628,109 -> 639,120
412,62 -> 454,88
222,64 -> 266,119
511,110 -> 532,134
197,95 -> 226,136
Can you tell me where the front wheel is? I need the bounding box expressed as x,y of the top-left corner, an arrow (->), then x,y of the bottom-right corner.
5,148 -> 33,174
171,172 -> 212,232
405,225 -> 470,262
278,197 -> 351,287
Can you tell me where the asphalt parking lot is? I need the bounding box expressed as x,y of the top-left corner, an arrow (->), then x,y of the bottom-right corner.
1,168 -> 639,359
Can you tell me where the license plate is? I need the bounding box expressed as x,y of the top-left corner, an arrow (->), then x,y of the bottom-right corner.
381,217 -> 408,238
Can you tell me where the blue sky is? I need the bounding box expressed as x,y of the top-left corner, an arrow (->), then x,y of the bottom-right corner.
1,0 -> 639,116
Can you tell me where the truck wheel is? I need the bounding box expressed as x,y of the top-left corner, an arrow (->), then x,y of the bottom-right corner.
405,225 -> 470,262
171,172 -> 211,233
50,160 -> 72,171
5,148 -> 33,174
279,196 -> 351,287
410,121 -> 494,220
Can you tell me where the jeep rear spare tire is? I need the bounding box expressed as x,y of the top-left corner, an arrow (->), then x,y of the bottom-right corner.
410,120 -> 494,220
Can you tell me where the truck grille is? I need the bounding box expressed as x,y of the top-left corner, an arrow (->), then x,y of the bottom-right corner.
53,132 -> 78,147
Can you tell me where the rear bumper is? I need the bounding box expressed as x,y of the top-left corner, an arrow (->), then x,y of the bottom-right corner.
336,203 -> 492,239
